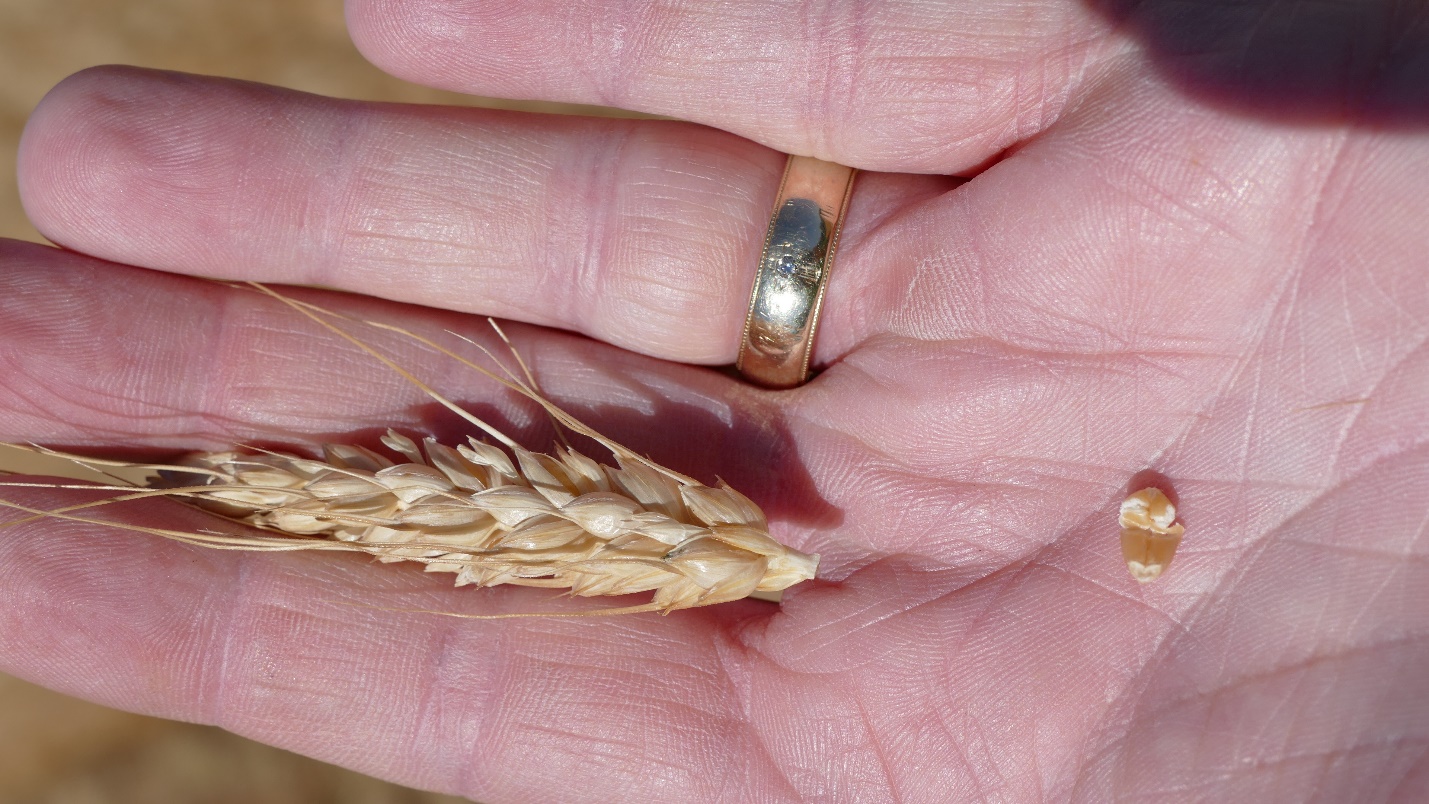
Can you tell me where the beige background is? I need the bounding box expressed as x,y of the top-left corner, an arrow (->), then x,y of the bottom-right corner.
0,1 -> 609,801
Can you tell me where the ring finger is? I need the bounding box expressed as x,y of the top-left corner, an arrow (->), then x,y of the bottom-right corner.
19,66 -> 950,364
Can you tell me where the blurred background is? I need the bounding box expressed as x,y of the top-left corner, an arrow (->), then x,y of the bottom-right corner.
0,1 -> 612,801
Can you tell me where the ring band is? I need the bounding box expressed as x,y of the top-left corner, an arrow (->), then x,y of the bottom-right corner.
737,155 -> 857,388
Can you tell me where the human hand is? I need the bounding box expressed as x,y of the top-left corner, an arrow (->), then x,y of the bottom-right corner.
3,1 -> 1427,800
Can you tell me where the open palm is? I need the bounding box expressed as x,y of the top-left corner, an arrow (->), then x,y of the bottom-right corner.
3,1 -> 1427,800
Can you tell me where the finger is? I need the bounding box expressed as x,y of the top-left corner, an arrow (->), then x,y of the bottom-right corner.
0,240 -> 835,530
0,243 -> 814,799
19,67 -> 946,365
346,0 -> 1121,173
0,239 -> 504,452
0,481 -> 787,800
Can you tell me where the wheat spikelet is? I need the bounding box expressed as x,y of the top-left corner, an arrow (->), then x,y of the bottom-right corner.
0,284 -> 819,615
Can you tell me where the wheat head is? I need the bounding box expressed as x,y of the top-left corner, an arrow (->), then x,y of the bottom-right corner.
0,284 -> 820,615
168,428 -> 818,612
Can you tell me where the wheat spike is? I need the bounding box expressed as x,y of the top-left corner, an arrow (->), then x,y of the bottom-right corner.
0,285 -> 820,615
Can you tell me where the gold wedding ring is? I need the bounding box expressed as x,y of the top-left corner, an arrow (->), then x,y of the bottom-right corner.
737,155 -> 857,388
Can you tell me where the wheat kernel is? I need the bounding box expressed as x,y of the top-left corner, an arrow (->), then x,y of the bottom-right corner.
1119,487 -> 1183,584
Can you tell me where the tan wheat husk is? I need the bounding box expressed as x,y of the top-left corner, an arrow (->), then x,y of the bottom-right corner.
0,284 -> 819,615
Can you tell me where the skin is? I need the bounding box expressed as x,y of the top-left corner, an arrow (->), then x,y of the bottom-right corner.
3,0 -> 1428,800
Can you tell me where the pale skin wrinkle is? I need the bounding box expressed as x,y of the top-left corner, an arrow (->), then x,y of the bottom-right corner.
2,0 -> 1428,800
